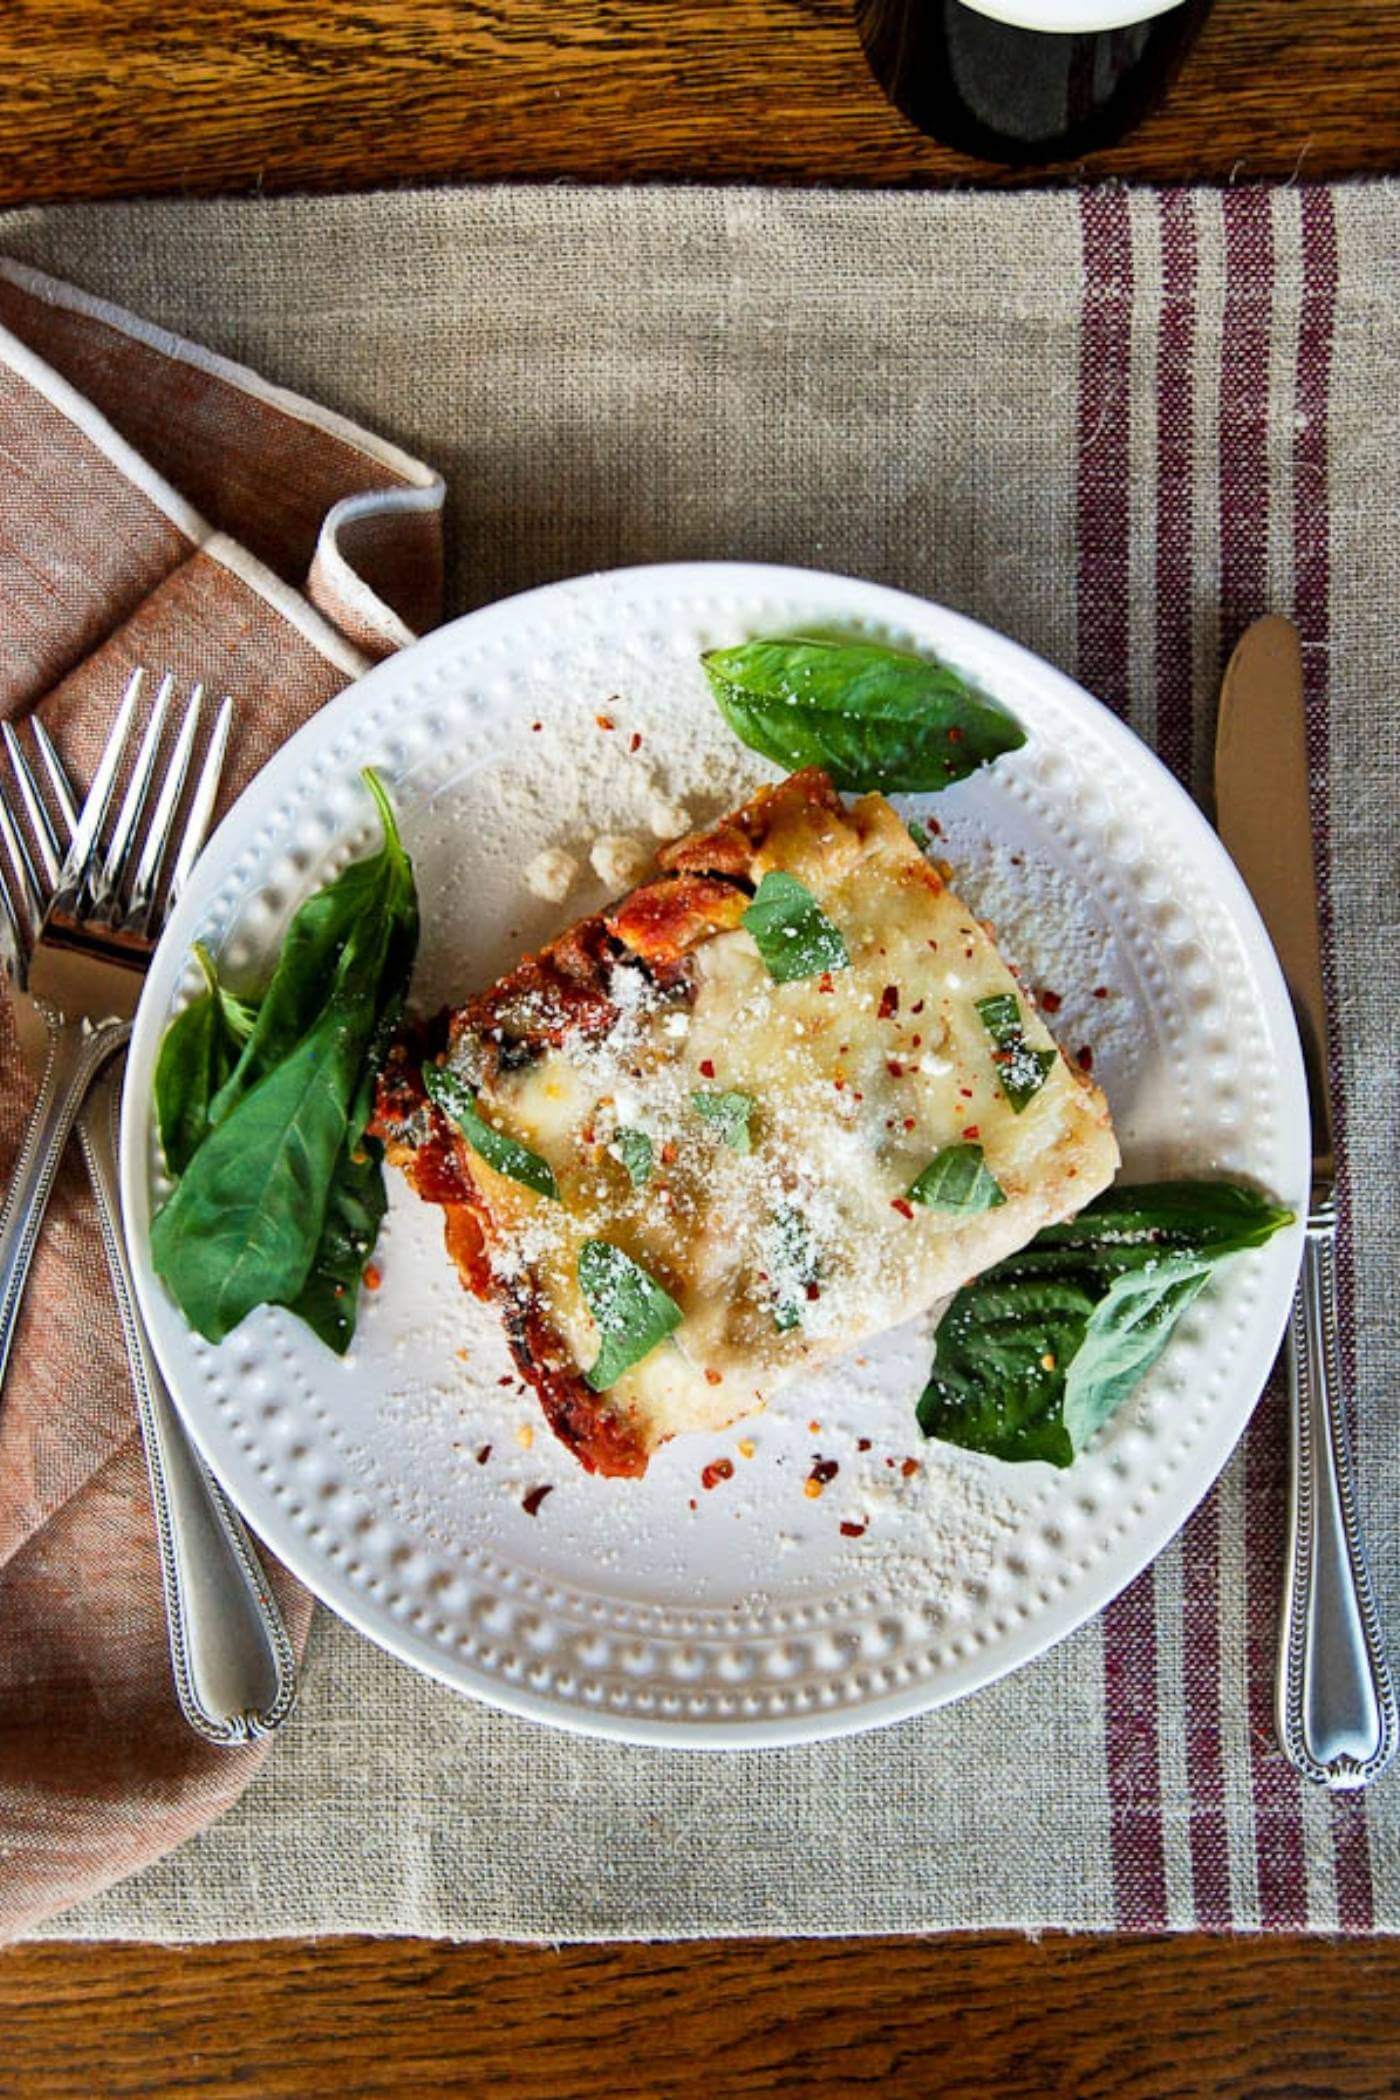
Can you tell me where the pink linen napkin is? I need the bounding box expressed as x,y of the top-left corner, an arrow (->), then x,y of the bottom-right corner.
0,259 -> 444,1937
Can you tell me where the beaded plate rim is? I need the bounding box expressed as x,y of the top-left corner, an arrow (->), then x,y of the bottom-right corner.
120,563 -> 1308,1748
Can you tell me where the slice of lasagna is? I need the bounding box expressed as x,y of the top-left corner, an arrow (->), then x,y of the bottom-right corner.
371,770 -> 1118,1477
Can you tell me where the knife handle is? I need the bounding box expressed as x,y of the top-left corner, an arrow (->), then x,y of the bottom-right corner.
1276,1195 -> 1397,1788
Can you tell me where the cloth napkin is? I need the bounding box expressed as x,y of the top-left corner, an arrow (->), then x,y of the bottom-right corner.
1,182 -> 1396,1942
0,258 -> 444,1937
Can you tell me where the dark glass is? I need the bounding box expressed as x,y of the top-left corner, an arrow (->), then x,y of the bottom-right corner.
855,0 -> 1215,165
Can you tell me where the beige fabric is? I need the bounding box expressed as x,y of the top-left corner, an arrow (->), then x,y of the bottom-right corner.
0,259 -> 444,1937
0,183 -> 1394,1940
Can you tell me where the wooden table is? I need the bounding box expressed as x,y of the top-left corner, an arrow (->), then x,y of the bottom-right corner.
0,0 -> 1396,203
3,5 -> 1398,2095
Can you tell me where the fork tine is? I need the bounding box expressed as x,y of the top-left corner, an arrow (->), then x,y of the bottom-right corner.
29,718 -> 79,841
0,843 -> 23,983
1,723 -> 61,889
166,697 -> 232,911
52,665 -> 144,913
126,683 -> 201,932
0,776 -> 43,931
91,673 -> 173,915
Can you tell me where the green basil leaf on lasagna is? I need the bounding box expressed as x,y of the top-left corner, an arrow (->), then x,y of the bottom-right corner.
612,1126 -> 655,1187
742,871 -> 849,984
578,1238 -> 684,1390
691,1088 -> 755,1153
909,1142 -> 1006,1214
974,992 -> 1056,1113
423,1062 -> 558,1200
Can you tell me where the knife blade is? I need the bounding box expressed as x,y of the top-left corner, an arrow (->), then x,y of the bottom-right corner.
1214,613 -> 1395,1788
1214,613 -> 1333,1188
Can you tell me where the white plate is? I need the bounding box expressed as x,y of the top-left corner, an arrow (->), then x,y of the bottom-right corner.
122,563 -> 1307,1748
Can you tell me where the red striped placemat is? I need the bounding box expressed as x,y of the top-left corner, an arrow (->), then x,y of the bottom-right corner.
3,182 -> 1393,1940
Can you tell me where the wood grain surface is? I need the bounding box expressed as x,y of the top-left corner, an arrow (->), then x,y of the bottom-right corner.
4,1930 -> 1399,2099
0,0 -> 1397,206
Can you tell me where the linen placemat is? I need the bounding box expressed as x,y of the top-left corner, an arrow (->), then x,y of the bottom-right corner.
2,182 -> 1395,1940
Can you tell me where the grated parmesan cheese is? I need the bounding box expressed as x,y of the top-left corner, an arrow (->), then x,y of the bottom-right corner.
590,833 -> 652,891
524,846 -> 580,903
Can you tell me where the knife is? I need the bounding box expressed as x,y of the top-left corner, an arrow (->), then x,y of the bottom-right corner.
1215,614 -> 1396,1788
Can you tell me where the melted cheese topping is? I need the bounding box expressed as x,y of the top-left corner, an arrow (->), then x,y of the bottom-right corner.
454,794 -> 1118,1451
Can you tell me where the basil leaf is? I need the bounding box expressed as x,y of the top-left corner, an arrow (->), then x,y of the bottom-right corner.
769,1200 -> 819,1332
743,871 -> 849,983
701,636 -> 1025,792
691,1088 -> 755,1153
279,1136 -> 389,1356
150,770 -> 417,1349
909,1142 -> 1006,1214
917,1180 -> 1294,1467
974,991 -> 1056,1113
907,819 -> 931,852
423,1062 -> 557,1201
151,932 -> 394,1343
613,1127 -> 654,1187
209,768 -> 416,1128
578,1238 -> 683,1390
155,943 -> 259,1179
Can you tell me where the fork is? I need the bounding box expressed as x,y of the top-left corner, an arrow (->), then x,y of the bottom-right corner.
1,674 -> 296,1742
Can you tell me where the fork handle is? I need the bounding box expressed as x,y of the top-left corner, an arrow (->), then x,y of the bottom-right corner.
77,1063 -> 297,1745
0,1014 -> 128,1402
1276,1195 -> 1397,1787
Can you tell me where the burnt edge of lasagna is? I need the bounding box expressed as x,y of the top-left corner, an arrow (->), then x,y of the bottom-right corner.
369,768 -> 847,1477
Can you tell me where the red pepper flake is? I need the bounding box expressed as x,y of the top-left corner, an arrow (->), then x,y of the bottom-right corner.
947,725 -> 964,744
901,1456 -> 920,1478
661,1140 -> 678,1164
852,1091 -> 864,1102
475,1444 -> 492,1465
701,1458 -> 735,1490
629,731 -> 643,752
688,1497 -> 698,1511
928,817 -> 943,837
962,1124 -> 980,1140
902,1117 -> 916,1132
890,1197 -> 914,1220
1077,1045 -> 1095,1071
805,1281 -> 821,1301
910,999 -> 925,1016
497,1374 -> 514,1387
910,1034 -> 922,1049
886,1059 -> 905,1079
817,971 -> 835,994
840,1520 -> 868,1539
699,1058 -> 716,1079
959,1086 -> 974,1100
1038,988 -> 1063,1014
595,713 -> 615,730
857,1437 -> 872,1452
362,1262 -> 382,1291
522,1484 -> 554,1517
531,720 -> 543,732
704,1367 -> 723,1387
809,1458 -> 839,1486
833,1076 -> 846,1092
1093,985 -> 1109,1000
884,1456 -> 896,1468
878,985 -> 899,1021
808,1420 -> 822,1434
